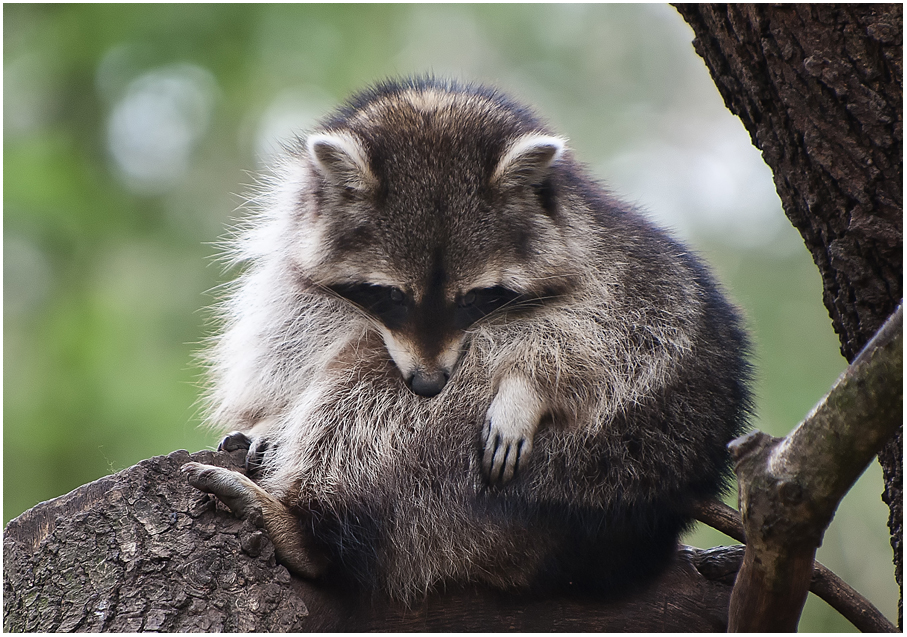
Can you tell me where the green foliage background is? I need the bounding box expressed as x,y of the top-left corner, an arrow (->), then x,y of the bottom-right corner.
3,4 -> 895,630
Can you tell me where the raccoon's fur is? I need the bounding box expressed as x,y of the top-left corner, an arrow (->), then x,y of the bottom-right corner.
185,77 -> 752,602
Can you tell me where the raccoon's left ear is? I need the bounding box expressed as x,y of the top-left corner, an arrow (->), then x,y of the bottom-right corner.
306,131 -> 376,193
492,134 -> 566,189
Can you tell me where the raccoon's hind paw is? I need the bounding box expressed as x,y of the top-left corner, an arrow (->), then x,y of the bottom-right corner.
182,462 -> 328,579
217,431 -> 270,476
182,461 -> 267,520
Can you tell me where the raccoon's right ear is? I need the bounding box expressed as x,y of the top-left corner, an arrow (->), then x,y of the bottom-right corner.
306,131 -> 376,193
492,134 -> 566,189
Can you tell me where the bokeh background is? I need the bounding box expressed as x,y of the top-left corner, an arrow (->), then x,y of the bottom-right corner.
3,4 -> 896,630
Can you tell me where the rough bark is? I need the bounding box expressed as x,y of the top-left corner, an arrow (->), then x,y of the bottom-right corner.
674,3 -> 903,627
4,448 -> 736,632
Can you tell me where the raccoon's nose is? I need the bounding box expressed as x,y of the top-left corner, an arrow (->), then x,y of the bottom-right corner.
408,370 -> 449,398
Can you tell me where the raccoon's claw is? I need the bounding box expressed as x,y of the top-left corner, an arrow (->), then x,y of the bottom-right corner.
481,418 -> 532,484
182,461 -> 328,579
245,437 -> 270,476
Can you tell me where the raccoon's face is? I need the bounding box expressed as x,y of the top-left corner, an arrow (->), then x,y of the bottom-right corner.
289,88 -> 581,397
327,280 -> 528,397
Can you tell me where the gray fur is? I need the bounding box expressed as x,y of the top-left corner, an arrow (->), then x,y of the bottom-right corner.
192,78 -> 751,601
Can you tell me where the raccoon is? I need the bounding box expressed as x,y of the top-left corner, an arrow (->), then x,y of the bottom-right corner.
183,77 -> 751,602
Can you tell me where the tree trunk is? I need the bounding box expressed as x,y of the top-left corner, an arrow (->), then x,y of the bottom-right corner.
3,448 -> 737,632
674,3 -> 903,627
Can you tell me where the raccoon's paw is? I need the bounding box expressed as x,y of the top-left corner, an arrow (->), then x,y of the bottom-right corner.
217,432 -> 270,476
481,416 -> 533,484
182,461 -> 266,520
481,376 -> 544,484
182,462 -> 328,579
217,431 -> 253,452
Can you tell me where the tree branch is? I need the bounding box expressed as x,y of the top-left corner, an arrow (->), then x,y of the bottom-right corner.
693,498 -> 897,632
4,448 -> 739,632
726,304 -> 902,631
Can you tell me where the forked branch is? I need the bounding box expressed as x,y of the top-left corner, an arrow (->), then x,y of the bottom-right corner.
692,499 -> 897,632
702,303 -> 902,632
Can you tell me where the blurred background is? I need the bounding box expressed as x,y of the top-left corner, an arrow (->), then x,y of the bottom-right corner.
3,4 -> 896,630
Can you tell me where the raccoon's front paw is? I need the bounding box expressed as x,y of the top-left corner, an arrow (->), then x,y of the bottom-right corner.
217,431 -> 253,452
482,414 -> 533,484
481,377 -> 544,484
217,431 -> 270,477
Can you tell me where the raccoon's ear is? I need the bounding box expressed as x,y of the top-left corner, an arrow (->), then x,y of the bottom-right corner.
492,134 -> 566,189
306,131 -> 376,192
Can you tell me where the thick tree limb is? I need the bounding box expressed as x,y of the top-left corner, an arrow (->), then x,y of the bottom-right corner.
726,304 -> 902,631
4,445 -> 894,631
4,448 -> 738,632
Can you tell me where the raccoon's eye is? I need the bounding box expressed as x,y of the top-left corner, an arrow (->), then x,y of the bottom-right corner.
329,283 -> 410,329
454,286 -> 522,328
